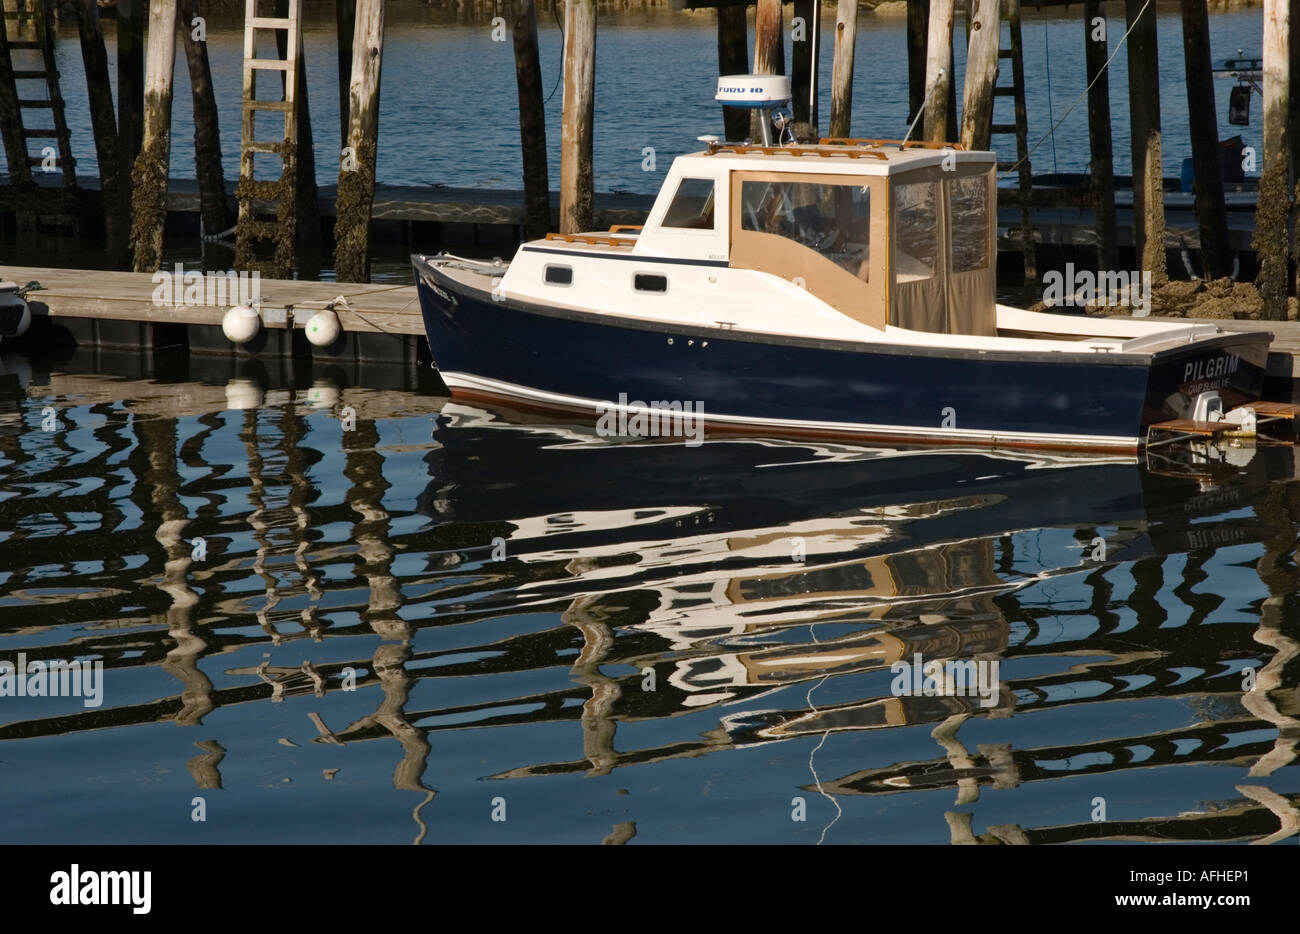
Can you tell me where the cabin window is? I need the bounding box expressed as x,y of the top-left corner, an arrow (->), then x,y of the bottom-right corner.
738,180 -> 871,279
544,264 -> 573,285
660,177 -> 716,230
948,175 -> 989,273
894,181 -> 938,282
634,273 -> 668,292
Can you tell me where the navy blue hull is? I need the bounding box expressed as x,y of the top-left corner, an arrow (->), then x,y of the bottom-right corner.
413,257 -> 1270,450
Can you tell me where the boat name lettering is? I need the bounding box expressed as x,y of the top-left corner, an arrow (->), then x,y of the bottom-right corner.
1184,354 -> 1240,383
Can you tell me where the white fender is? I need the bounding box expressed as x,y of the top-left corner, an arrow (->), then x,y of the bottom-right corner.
222,304 -> 261,344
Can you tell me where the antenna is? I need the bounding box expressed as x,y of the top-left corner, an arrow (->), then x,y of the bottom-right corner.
809,3 -> 819,138
901,67 -> 944,149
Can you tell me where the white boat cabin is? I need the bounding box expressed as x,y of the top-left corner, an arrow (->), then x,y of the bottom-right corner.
489,138 -> 1223,355
501,138 -> 998,342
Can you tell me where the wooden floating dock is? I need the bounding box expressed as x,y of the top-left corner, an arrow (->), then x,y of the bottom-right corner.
6,264 -> 428,364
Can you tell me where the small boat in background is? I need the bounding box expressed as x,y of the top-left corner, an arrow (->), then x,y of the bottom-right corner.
414,76 -> 1279,453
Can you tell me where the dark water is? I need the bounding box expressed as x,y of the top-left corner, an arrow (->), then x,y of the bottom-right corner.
0,349 -> 1297,844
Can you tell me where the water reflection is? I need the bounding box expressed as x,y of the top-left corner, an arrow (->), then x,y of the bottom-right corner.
0,350 -> 1297,844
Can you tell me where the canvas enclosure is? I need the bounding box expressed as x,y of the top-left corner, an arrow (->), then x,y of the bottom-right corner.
890,163 -> 997,336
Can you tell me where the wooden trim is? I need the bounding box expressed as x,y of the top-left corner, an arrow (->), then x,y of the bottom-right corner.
544,232 -> 636,247
819,137 -> 964,150
705,142 -> 888,160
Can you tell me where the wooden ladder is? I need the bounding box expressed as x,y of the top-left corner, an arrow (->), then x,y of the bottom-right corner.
0,0 -> 78,231
987,0 -> 1036,286
235,0 -> 300,278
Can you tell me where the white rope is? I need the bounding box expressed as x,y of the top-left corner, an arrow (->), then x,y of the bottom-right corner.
999,0 -> 1155,178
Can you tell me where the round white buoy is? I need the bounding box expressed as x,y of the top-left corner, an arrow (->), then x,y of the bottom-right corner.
304,309 -> 340,347
225,378 -> 263,410
306,380 -> 339,408
0,292 -> 32,341
222,304 -> 261,344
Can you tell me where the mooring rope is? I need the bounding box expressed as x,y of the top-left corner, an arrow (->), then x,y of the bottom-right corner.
545,1 -> 564,105
999,0 -> 1155,178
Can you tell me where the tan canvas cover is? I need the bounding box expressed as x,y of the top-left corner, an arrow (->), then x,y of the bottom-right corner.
729,170 -> 889,331
890,164 -> 997,336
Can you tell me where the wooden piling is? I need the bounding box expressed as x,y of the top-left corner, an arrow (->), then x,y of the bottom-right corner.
828,0 -> 858,139
1258,0 -> 1290,319
117,0 -> 145,192
959,0 -> 999,151
334,0 -> 385,283
178,0 -> 230,247
751,0 -> 783,142
946,33 -> 957,144
1124,0 -> 1167,287
1006,0 -> 1036,287
74,0 -> 126,259
923,0 -> 954,143
754,0 -> 785,75
1180,0 -> 1231,279
907,0 -> 927,125
336,0 -> 355,146
511,0 -> 550,240
716,2 -> 749,141
559,0 -> 595,234
1291,0 -> 1300,304
0,19 -> 29,195
1083,0 -> 1117,272
791,0 -> 819,141
275,0 -> 321,272
128,0 -> 178,274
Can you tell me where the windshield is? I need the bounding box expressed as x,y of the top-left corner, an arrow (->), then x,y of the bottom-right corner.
739,180 -> 871,279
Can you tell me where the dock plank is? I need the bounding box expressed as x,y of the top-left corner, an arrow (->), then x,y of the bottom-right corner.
4,265 -> 425,335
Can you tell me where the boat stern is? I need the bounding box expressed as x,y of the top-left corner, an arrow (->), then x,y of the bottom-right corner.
1142,329 -> 1272,425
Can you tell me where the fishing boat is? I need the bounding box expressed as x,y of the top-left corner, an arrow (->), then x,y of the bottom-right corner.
413,76 -> 1281,453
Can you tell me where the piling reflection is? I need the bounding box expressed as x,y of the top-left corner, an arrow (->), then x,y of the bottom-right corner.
0,357 -> 1297,844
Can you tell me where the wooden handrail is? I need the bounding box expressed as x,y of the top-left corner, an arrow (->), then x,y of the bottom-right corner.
544,232 -> 636,247
819,137 -> 965,151
608,225 -> 643,233
705,142 -> 888,160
